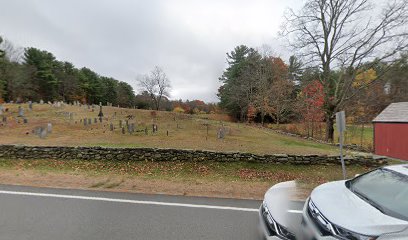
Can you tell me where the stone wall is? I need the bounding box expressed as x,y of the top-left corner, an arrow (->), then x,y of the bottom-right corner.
0,145 -> 387,167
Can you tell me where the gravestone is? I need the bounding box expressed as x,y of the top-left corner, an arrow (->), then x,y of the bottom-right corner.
2,116 -> 6,123
121,127 -> 125,134
88,118 -> 92,125
18,106 -> 24,117
47,123 -> 52,133
0,105 -> 3,115
28,101 -> 33,111
110,123 -> 114,131
84,118 -> 87,126
128,123 -> 135,134
217,127 -> 225,139
94,118 -> 97,124
69,112 -> 74,120
98,102 -> 103,119
40,127 -> 48,139
152,124 -> 158,133
23,118 -> 28,124
145,127 -> 148,135
119,120 -> 122,128
40,99 -> 44,104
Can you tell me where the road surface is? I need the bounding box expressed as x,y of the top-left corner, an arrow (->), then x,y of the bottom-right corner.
0,184 -> 304,240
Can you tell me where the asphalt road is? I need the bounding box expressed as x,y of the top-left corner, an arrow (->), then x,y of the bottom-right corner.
0,184 -> 304,240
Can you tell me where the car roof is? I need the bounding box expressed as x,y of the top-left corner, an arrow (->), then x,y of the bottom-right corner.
383,164 -> 408,176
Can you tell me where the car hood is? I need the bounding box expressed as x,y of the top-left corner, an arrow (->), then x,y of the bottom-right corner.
263,181 -> 304,234
311,180 -> 408,236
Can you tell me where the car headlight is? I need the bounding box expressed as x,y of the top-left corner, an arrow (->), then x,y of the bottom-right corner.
333,225 -> 378,240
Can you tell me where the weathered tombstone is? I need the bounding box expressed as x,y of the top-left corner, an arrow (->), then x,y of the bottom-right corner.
119,120 -> 122,128
167,130 -> 169,136
217,127 -> 225,139
47,123 -> 52,133
40,127 -> 48,139
88,118 -> 92,125
84,118 -> 87,126
28,101 -> 33,111
94,118 -> 97,124
40,99 -> 44,104
122,127 -> 125,134
0,105 -> 3,115
125,120 -> 129,127
18,106 -> 24,117
98,103 -> 104,119
2,116 -> 6,123
110,123 -> 114,131
152,124 -> 158,133
23,118 -> 28,124
69,112 -> 74,120
131,123 -> 135,133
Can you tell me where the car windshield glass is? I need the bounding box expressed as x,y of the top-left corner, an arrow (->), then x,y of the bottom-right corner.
349,168 -> 408,221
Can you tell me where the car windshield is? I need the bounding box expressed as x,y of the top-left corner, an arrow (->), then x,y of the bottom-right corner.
348,168 -> 408,221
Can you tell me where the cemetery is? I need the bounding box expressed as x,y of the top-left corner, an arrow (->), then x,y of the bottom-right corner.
0,101 -> 388,198
0,101 -> 341,155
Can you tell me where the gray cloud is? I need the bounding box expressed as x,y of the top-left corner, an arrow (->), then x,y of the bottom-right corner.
0,0 -> 300,102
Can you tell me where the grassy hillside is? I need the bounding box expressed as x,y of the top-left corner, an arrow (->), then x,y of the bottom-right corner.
0,103 -> 339,155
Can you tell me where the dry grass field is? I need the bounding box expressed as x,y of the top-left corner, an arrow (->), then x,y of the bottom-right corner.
0,103 -> 339,155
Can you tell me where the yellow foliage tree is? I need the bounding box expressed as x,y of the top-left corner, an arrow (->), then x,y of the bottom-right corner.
353,68 -> 377,88
173,106 -> 185,113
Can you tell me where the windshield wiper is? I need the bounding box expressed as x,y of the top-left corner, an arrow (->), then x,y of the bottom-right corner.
353,190 -> 386,214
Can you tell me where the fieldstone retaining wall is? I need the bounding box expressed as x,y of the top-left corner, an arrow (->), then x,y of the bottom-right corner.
0,145 -> 387,167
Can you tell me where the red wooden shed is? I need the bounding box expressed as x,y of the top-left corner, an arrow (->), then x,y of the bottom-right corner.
373,102 -> 408,160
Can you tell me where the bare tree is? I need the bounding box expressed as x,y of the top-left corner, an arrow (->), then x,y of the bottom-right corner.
0,37 -> 4,59
281,0 -> 408,141
137,66 -> 171,110
0,38 -> 24,62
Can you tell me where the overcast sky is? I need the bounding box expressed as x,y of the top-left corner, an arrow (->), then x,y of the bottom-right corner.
0,0 -> 302,102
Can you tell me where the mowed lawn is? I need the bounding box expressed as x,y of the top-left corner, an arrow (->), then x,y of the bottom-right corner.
0,103 -> 339,155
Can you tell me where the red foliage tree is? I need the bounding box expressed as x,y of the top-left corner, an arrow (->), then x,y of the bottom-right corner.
300,80 -> 325,137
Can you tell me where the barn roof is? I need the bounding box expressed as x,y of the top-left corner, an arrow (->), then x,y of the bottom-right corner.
373,102 -> 408,123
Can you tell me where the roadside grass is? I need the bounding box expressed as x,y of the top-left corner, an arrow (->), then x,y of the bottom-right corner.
0,158 -> 374,190
0,103 -> 340,155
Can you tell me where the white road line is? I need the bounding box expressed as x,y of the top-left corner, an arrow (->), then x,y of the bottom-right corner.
0,190 -> 259,212
287,210 -> 303,214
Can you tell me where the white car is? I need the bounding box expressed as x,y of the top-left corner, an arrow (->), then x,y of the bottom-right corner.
301,164 -> 408,240
260,165 -> 408,240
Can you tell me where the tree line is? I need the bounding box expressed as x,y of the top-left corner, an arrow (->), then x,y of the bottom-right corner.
0,38 -> 218,113
218,0 -> 408,142
0,37 -> 135,107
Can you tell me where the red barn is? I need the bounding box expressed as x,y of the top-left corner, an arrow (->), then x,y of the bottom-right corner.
373,102 -> 408,160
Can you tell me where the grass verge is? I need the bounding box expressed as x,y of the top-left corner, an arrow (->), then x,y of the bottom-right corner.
0,158 -> 376,200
